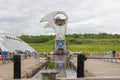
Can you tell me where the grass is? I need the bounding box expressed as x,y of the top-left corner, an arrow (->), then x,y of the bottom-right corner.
29,43 -> 54,52
29,43 -> 120,53
67,44 -> 120,52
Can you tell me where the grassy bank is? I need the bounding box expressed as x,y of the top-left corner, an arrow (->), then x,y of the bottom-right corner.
29,43 -> 120,53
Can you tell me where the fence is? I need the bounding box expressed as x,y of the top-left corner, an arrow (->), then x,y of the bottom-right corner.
89,52 -> 120,63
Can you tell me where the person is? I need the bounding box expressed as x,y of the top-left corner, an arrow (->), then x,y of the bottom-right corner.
0,48 -> 2,60
24,50 -> 28,59
112,50 -> 116,58
117,53 -> 120,59
0,48 -> 2,53
32,51 -> 37,58
0,54 -> 2,60
28,51 -> 31,58
2,50 -> 7,64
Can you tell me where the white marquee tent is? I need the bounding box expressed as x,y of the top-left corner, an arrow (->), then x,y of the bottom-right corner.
0,33 -> 36,52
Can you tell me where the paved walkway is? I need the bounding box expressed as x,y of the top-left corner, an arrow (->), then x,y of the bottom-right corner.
85,59 -> 120,76
0,57 -> 47,79
71,58 -> 120,77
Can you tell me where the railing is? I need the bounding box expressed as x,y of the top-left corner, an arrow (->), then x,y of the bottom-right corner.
67,52 -> 120,78
69,52 -> 120,63
89,52 -> 120,63
7,52 -> 119,79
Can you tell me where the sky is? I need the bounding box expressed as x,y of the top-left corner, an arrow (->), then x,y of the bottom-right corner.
0,0 -> 120,36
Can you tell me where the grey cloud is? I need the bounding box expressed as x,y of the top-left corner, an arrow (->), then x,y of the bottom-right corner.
0,0 -> 120,35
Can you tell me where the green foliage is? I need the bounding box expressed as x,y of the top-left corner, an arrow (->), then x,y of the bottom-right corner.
19,35 -> 55,43
18,33 -> 120,52
19,33 -> 120,44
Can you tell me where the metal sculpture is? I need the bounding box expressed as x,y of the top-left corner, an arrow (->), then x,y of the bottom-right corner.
40,11 -> 69,54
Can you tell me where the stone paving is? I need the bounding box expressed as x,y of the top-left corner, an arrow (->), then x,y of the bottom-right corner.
0,57 -> 47,79
1,56 -> 120,80
57,76 -> 120,80
71,58 -> 120,77
85,59 -> 120,76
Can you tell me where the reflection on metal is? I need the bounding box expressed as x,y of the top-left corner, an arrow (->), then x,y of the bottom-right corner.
0,33 -> 36,52
33,54 -> 77,79
54,55 -> 67,78
56,61 -> 64,68
40,11 -> 69,54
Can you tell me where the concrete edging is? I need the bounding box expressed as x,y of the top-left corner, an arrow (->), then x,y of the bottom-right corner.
21,61 -> 50,78
69,60 -> 77,72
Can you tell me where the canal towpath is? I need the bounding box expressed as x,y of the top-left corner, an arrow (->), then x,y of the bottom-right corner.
70,58 -> 120,77
0,57 -> 48,79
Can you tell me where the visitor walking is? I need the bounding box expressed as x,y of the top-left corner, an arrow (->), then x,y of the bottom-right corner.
2,50 -> 7,64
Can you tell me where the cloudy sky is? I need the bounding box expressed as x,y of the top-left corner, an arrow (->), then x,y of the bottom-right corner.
0,0 -> 120,35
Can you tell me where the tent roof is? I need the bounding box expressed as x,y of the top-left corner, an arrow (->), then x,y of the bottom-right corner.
0,33 -> 36,52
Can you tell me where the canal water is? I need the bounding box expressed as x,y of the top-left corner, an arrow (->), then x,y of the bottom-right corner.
33,55 -> 76,79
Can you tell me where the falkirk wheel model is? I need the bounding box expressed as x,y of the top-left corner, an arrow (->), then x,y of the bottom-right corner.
40,11 -> 69,54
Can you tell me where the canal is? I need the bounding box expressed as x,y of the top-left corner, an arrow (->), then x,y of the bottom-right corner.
33,54 -> 76,79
